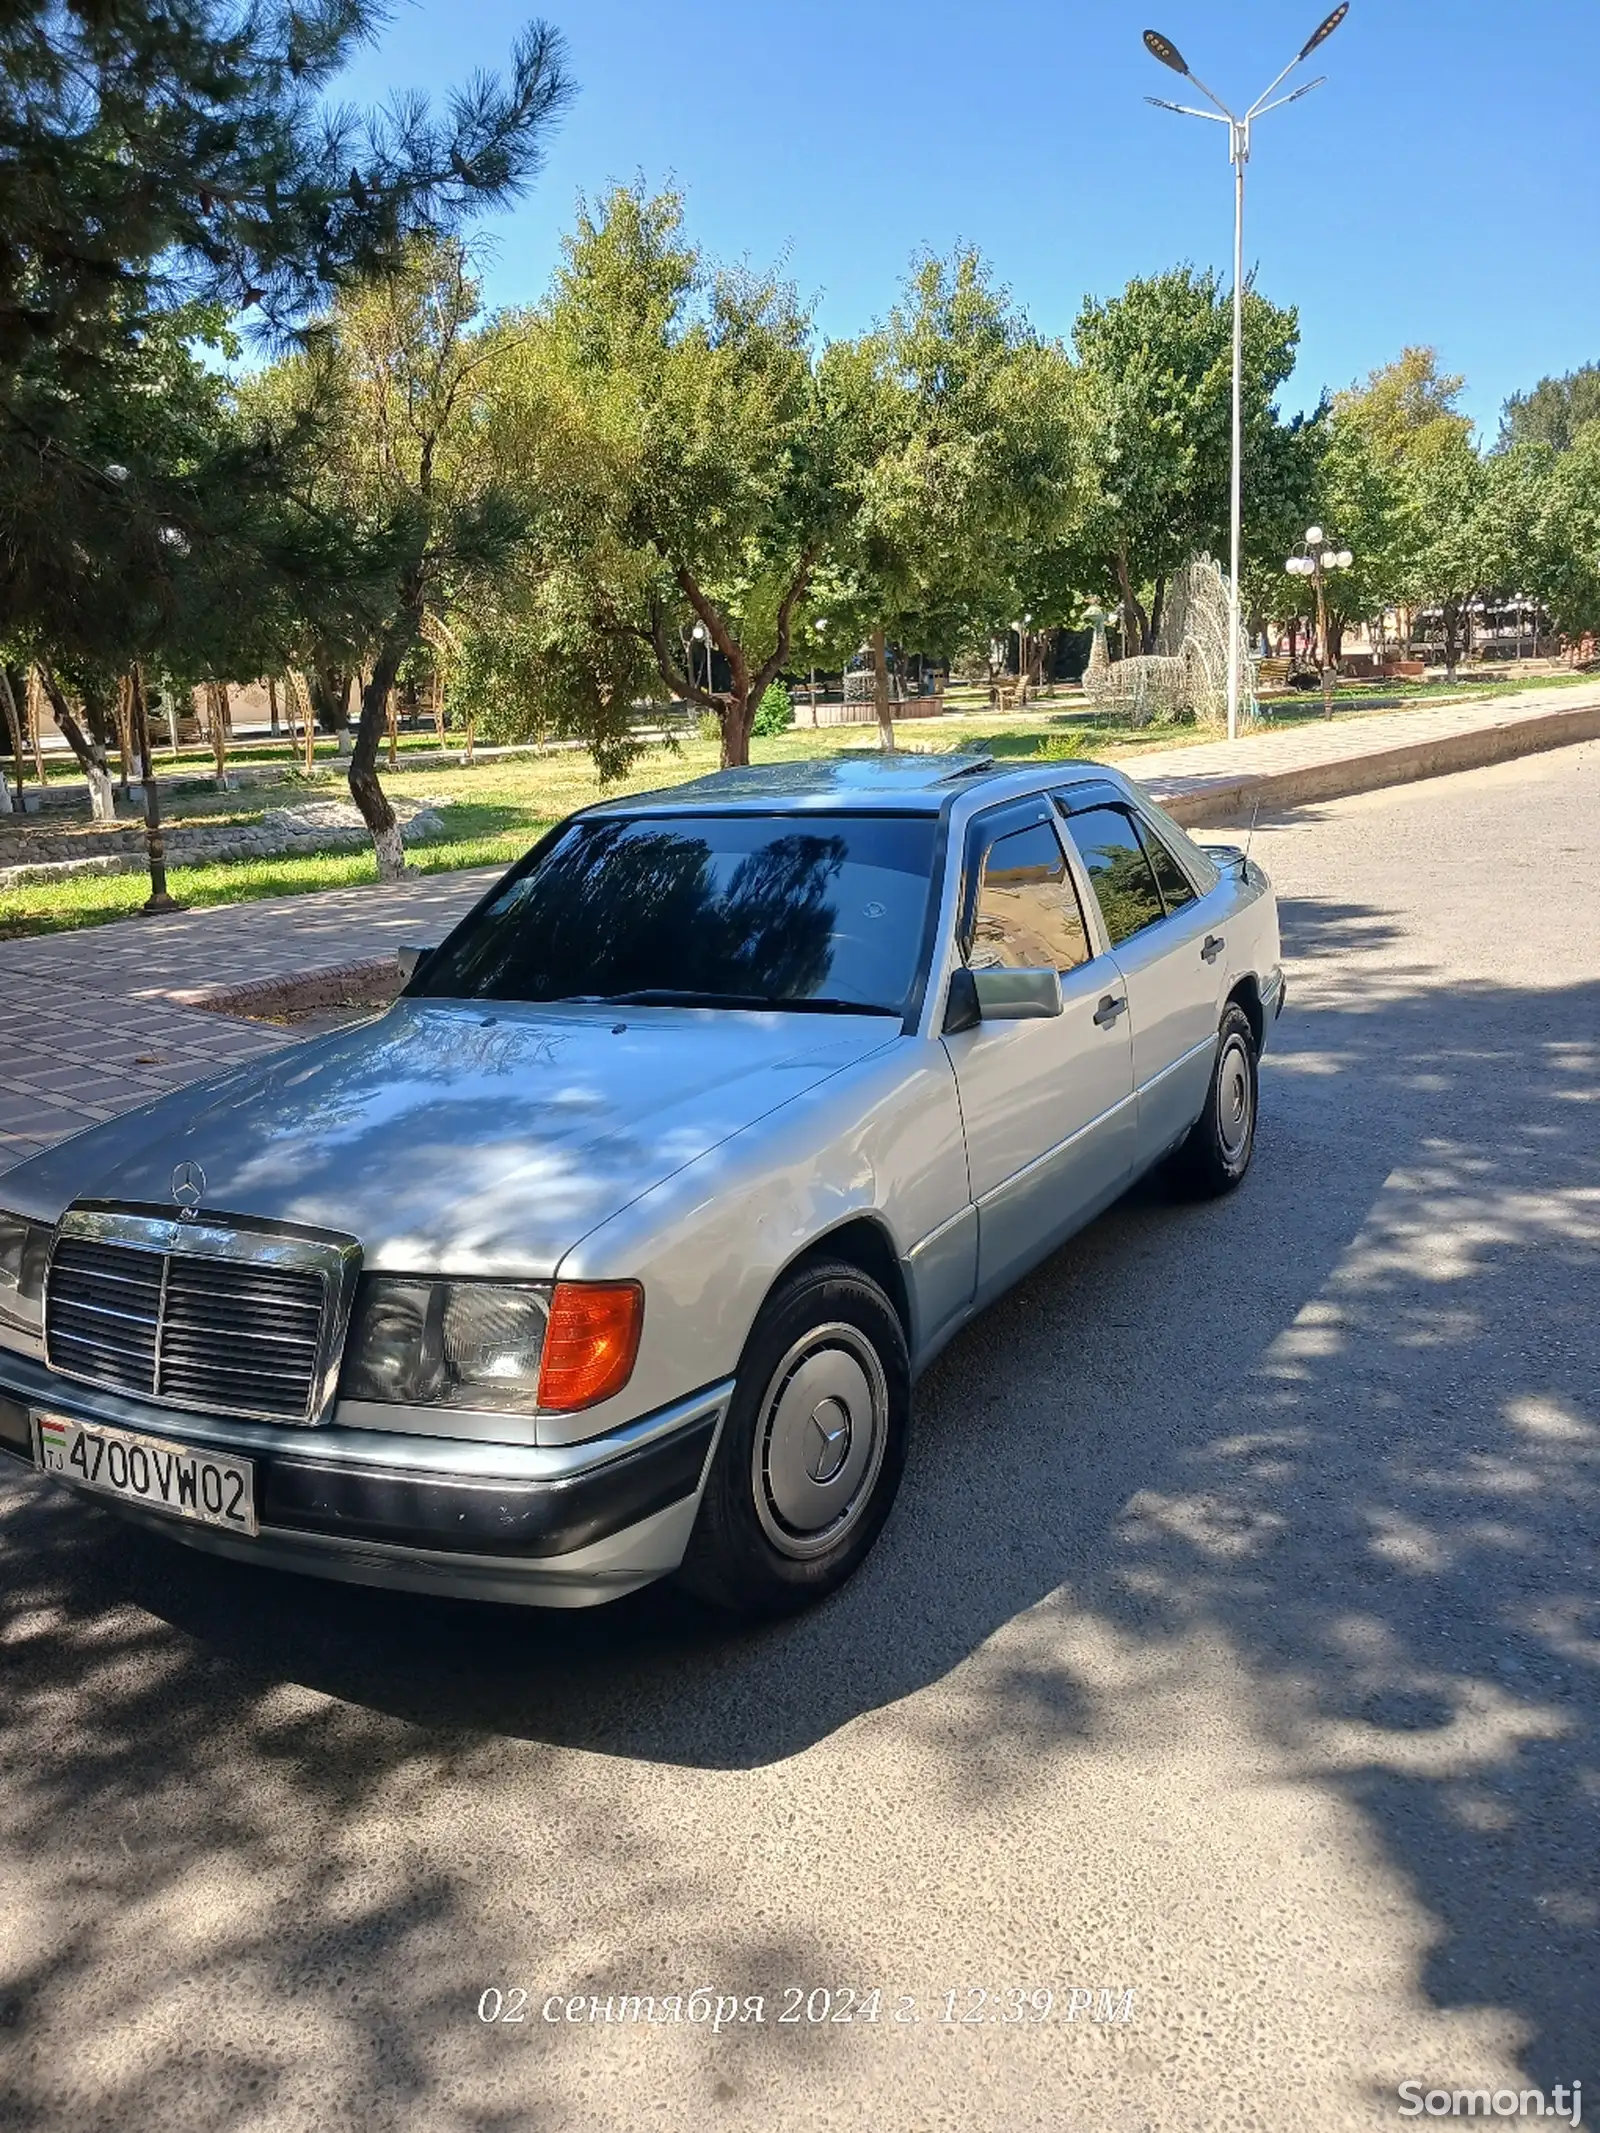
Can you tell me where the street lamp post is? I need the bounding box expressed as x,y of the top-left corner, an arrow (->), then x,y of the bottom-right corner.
1142,6 -> 1350,745
1286,525 -> 1353,719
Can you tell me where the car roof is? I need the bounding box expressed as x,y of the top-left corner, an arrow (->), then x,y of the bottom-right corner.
595,751 -> 1120,818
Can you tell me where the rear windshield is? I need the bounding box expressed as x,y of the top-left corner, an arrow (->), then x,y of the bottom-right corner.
413,811 -> 939,1016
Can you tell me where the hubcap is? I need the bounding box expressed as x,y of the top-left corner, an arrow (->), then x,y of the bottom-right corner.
752,1323 -> 888,1560
1217,1034 -> 1254,1162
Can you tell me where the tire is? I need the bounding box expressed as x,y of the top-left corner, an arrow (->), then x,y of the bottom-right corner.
676,1258 -> 911,1617
1168,1001 -> 1259,1198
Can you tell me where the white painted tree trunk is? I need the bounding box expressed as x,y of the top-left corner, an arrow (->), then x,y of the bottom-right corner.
87,763 -> 116,822
0,773 -> 12,814
373,818 -> 407,882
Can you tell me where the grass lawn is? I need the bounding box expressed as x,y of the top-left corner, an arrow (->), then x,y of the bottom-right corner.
2,673 -> 1590,938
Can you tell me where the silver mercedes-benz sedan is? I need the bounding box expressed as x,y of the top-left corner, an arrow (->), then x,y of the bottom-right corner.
0,752 -> 1283,1615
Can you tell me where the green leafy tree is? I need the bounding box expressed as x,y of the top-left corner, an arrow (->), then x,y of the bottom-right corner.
1526,424 -> 1600,641
1332,349 -> 1486,673
249,237 -> 533,875
821,250 -> 1088,743
1278,407 -> 1413,661
1499,364 -> 1600,455
0,1 -> 572,644
1069,266 -> 1307,651
479,186 -> 843,771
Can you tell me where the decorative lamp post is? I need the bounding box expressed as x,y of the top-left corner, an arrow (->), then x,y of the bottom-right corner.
1142,6 -> 1350,744
691,620 -> 714,701
1286,526 -> 1354,719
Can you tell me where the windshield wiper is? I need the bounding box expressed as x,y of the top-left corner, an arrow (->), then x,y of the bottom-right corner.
577,988 -> 900,1016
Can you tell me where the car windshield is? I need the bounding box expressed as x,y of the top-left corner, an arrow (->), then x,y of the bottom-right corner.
412,811 -> 940,1016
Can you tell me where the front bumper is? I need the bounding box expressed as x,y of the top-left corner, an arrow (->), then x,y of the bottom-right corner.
0,1358 -> 729,1608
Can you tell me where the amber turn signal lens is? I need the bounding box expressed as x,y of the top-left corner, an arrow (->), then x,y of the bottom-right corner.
536,1282 -> 644,1412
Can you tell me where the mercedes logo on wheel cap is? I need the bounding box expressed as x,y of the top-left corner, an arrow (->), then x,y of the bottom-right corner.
805,1398 -> 853,1486
170,1159 -> 207,1218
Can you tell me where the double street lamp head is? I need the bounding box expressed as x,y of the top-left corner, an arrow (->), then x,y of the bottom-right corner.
1142,7 -> 1348,106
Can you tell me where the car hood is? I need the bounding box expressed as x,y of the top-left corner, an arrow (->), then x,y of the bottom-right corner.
6,1000 -> 899,1275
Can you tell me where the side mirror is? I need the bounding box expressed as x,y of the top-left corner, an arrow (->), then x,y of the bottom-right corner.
942,965 -> 1064,1031
942,966 -> 980,1034
396,943 -> 434,984
972,966 -> 1063,1020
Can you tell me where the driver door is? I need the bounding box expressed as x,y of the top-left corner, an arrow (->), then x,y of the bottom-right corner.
941,806 -> 1136,1304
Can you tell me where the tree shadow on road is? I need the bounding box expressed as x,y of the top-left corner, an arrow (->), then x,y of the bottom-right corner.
1,892 -> 1595,2121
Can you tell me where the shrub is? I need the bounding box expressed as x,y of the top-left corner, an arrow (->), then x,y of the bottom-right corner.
1039,730 -> 1090,760
753,680 -> 794,736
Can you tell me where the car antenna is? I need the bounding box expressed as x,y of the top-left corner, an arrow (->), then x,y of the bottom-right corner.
1242,799 -> 1261,872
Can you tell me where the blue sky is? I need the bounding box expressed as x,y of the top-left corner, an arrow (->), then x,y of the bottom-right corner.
335,0 -> 1599,438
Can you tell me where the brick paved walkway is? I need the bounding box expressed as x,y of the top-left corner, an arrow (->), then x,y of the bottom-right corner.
3,679 -> 1596,1177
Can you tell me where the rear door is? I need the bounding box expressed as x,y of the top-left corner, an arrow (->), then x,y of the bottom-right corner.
941,803 -> 1136,1302
1057,798 -> 1228,1167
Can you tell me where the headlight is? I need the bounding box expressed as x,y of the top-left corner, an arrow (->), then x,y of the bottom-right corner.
340,1276 -> 642,1415
0,1210 -> 50,1343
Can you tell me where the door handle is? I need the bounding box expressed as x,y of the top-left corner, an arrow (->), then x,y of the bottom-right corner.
1093,993 -> 1127,1029
1201,934 -> 1225,964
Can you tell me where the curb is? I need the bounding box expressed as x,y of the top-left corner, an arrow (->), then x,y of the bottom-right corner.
166,954 -> 400,1020
134,694 -> 1600,1019
1147,698 -> 1600,828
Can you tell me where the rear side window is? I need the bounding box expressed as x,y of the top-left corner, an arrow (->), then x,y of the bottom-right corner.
1138,820 -> 1198,914
1062,807 -> 1166,946
969,822 -> 1093,973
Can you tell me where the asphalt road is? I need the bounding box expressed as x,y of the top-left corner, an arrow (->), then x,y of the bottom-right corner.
3,742 -> 1597,2133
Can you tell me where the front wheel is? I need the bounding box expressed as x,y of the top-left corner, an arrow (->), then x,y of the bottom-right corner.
676,1259 -> 910,1617
1168,1002 -> 1258,1198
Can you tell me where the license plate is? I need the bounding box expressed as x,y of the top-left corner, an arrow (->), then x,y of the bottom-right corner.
33,1411 -> 258,1537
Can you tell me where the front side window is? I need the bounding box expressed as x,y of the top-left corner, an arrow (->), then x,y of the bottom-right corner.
968,822 -> 1093,973
413,811 -> 939,1016
1062,807 -> 1167,946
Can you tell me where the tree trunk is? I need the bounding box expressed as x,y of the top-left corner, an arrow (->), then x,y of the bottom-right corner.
870,629 -> 895,752
719,693 -> 754,769
26,671 -> 46,781
1148,575 -> 1168,655
350,628 -> 416,881
386,687 -> 399,770
1442,597 -> 1460,681
310,662 -> 352,738
0,666 -> 23,808
3,664 -> 27,789
39,668 -> 116,820
268,675 -> 280,737
432,671 -> 446,751
206,681 -> 230,789
1114,551 -> 1149,656
114,675 -> 135,792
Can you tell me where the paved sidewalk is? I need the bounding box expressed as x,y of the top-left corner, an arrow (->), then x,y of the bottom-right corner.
3,680 -> 1597,1177
0,874 -> 495,1173
1121,678 -> 1600,818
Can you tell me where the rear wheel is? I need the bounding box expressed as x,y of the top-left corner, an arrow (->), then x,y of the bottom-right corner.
1168,1002 -> 1258,1197
677,1259 -> 910,1616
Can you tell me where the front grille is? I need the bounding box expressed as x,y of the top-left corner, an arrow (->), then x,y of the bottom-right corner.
46,1231 -> 335,1424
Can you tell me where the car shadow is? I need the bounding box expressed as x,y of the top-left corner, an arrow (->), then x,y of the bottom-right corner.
2,892 -> 1596,2102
